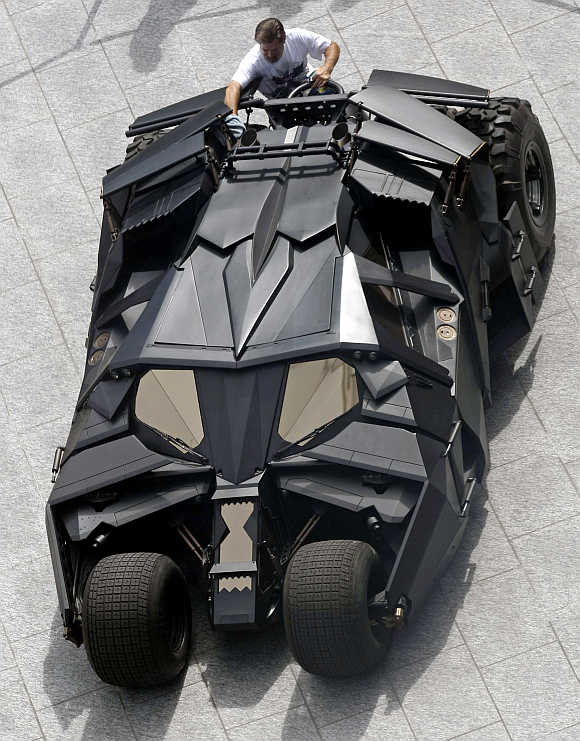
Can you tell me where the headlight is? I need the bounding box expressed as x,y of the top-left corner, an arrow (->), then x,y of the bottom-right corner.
135,369 -> 204,448
278,358 -> 358,444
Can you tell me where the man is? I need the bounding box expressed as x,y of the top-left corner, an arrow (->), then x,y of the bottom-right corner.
225,18 -> 340,137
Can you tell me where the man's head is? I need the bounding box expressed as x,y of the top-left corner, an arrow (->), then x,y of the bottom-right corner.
255,18 -> 286,63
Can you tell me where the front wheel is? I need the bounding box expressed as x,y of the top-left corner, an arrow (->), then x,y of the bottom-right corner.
283,540 -> 392,677
82,552 -> 191,688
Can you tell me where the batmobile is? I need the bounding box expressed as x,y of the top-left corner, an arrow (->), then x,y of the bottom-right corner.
46,69 -> 555,686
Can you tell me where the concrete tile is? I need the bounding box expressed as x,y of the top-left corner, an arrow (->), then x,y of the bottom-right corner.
387,586 -> 464,669
0,622 -> 16,672
102,17 -> 195,92
119,657 -> 202,709
295,664 -> 394,728
0,344 -> 79,431
0,482 -> 49,568
35,242 -> 96,327
512,12 -> 580,93
11,0 -> 96,70
124,71 -> 203,119
300,15 -> 357,79
551,138 -> 580,214
86,0 -> 163,36
0,3 -> 25,66
489,0 -> 574,34
0,557 -> 59,641
13,628 -> 107,710
320,702 -> 415,740
503,310 -> 580,462
433,20 -> 528,90
452,567 -> 554,667
5,0 -> 44,15
408,0 -> 496,43
492,77 -> 562,144
513,516 -> 580,616
0,118 -> 77,200
63,107 -> 131,188
0,666 -> 42,740
341,5 -> 437,82
328,0 -> 404,30
37,687 -> 136,741
449,722 -> 510,740
124,680 -> 227,740
564,281 -> 580,321
541,724 -> 580,740
392,645 -> 499,741
0,187 -> 10,222
16,415 -> 71,490
545,81 -> 580,154
566,457 -> 580,491
0,220 -> 34,296
60,316 -> 90,376
487,353 -> 551,470
552,609 -> 580,679
227,705 -> 319,741
487,454 -> 580,538
439,488 -> 519,590
10,178 -> 100,260
482,642 -> 580,740
551,211 -> 580,288
38,49 -> 127,130
0,281 -> 61,366
334,70 -> 364,93
0,57 -> 52,131
196,628 -> 300,729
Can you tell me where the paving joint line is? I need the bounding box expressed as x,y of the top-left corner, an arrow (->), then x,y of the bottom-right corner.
452,621 -> 515,740
287,662 -> 325,740
403,0 -> 441,71
510,512 -> 580,542
505,6 -> 578,37
446,718 -> 509,740
477,638 -> 559,671
329,1 -> 406,32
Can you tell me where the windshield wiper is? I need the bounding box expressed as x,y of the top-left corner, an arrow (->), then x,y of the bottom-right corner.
274,418 -> 338,460
155,430 -> 208,464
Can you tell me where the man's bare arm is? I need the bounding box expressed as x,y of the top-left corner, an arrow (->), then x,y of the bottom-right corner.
312,41 -> 340,87
224,80 -> 242,115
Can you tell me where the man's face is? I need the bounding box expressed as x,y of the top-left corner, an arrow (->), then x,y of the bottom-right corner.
260,38 -> 284,63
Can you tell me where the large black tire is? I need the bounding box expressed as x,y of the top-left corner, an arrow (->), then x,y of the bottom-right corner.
455,98 -> 556,263
82,552 -> 191,688
283,540 -> 391,677
124,129 -> 166,162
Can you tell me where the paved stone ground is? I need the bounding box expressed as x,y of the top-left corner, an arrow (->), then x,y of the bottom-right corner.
0,1 -> 579,739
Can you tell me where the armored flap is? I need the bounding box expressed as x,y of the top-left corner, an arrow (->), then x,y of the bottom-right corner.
122,166 -> 206,232
127,87 -> 228,135
356,120 -> 459,167
103,99 -> 230,196
350,147 -> 440,206
305,421 -> 426,481
50,436 -> 170,504
350,85 -> 483,159
367,69 -> 489,101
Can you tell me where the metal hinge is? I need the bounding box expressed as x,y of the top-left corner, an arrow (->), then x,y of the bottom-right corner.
51,446 -> 64,483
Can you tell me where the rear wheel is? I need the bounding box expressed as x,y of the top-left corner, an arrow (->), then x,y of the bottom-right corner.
124,129 -> 166,161
455,97 -> 556,262
82,552 -> 191,688
283,540 -> 392,677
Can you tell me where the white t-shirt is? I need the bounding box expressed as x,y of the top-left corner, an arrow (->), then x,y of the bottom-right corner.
232,28 -> 331,98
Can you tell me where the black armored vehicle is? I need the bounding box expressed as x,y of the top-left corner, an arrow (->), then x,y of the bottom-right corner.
46,69 -> 555,686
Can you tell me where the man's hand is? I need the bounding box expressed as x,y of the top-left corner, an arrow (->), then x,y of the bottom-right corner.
311,65 -> 331,89
225,113 -> 246,140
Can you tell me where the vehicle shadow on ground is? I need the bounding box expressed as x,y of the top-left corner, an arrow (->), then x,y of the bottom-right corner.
42,610 -> 186,740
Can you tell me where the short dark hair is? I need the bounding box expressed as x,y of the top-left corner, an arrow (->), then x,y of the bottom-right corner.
255,18 -> 286,44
